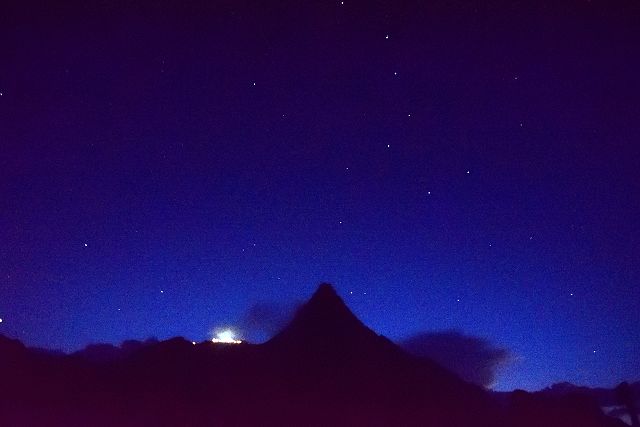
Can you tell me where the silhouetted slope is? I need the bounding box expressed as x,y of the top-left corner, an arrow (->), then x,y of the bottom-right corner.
266,284 -> 471,385
506,389 -> 628,427
263,284 -> 498,426
0,284 -> 626,427
268,283 -> 372,345
538,381 -> 640,408
265,283 -> 403,363
0,334 -> 26,360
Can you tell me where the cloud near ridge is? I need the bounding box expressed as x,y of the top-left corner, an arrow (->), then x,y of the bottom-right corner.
399,330 -> 512,388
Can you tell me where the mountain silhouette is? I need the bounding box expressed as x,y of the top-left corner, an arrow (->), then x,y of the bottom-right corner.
266,283 -> 475,391
266,283 -> 396,355
271,283 -> 367,341
261,284 -> 502,426
0,283 -> 627,427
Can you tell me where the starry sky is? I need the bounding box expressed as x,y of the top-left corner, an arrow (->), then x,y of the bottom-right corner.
1,0 -> 639,391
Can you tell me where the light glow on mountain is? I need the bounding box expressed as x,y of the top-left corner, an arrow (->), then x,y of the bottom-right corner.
211,329 -> 242,344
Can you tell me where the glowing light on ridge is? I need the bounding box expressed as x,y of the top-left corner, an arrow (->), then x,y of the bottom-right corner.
211,329 -> 242,344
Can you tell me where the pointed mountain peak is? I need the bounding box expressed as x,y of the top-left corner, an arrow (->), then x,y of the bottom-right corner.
266,283 -> 381,350
308,282 -> 342,306
298,283 -> 360,326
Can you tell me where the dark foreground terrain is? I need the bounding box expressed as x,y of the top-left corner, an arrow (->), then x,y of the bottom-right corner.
0,284 -> 630,426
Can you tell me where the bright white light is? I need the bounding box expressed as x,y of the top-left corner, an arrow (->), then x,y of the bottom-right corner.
211,329 -> 242,344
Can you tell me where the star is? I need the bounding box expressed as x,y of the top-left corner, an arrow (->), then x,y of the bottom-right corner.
466,170 -> 470,174
160,290 -> 164,294
394,72 -> 397,76
427,191 -> 431,195
0,318 -> 3,323
84,243 -> 88,247
387,144 -> 390,148
385,34 -> 389,39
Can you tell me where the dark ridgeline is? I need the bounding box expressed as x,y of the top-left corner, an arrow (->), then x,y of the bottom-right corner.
0,284 -> 627,426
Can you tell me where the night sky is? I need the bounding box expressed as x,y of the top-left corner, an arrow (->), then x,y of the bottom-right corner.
1,0 -> 639,392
